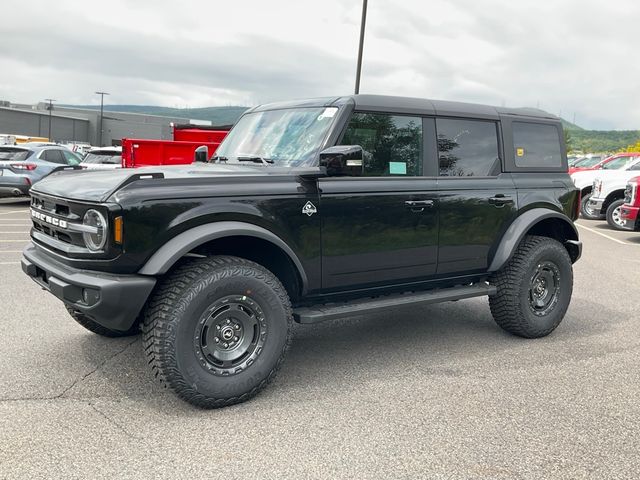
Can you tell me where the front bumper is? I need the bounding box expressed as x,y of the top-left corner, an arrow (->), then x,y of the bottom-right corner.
621,205 -> 640,231
22,243 -> 156,332
587,197 -> 605,215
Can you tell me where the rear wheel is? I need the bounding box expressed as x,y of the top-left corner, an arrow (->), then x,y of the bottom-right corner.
606,199 -> 627,230
142,256 -> 292,408
580,193 -> 603,219
65,305 -> 139,337
489,235 -> 573,338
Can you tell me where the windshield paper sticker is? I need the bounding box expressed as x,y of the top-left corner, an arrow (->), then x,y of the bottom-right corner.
389,162 -> 407,175
318,108 -> 338,120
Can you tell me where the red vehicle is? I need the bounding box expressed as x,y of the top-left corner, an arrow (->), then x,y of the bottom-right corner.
569,152 -> 640,174
121,125 -> 230,168
620,176 -> 640,231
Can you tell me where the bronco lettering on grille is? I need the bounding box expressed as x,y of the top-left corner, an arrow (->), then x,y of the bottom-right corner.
31,209 -> 68,229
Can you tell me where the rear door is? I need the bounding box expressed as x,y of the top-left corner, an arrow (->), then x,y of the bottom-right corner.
319,112 -> 439,290
435,117 -> 518,274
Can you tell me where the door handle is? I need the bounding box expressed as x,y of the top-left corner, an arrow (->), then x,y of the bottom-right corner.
488,195 -> 514,207
405,199 -> 434,212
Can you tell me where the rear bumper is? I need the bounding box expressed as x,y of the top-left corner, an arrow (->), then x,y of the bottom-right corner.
22,243 -> 156,332
0,177 -> 30,196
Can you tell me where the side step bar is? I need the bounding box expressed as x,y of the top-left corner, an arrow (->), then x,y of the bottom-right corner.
293,283 -> 496,324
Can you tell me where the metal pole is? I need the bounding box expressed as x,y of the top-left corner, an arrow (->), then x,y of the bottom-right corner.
45,99 -> 55,141
354,0 -> 368,94
95,91 -> 109,146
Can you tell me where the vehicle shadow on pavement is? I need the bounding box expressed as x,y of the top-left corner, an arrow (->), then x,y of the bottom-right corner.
56,296 -> 617,411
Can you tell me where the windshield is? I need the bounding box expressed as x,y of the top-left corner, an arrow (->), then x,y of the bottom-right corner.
602,156 -> 636,170
574,156 -> 601,167
214,107 -> 339,167
0,149 -> 32,161
83,153 -> 121,164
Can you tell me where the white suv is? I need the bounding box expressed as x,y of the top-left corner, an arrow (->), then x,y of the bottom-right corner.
587,158 -> 640,229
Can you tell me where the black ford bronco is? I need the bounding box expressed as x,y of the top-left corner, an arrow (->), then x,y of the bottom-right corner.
22,95 -> 582,408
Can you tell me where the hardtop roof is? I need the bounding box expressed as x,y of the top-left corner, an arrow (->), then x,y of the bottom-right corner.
251,94 -> 558,121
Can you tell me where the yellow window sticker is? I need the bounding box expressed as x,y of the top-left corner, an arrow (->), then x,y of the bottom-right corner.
516,147 -> 525,157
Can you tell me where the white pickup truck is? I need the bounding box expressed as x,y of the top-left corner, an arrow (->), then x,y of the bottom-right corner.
584,159 -> 640,229
571,156 -> 640,219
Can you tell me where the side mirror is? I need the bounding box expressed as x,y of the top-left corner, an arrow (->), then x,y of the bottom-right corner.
194,145 -> 209,163
319,145 -> 363,176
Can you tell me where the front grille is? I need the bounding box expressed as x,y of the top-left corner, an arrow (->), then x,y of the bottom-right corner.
30,194 -> 92,254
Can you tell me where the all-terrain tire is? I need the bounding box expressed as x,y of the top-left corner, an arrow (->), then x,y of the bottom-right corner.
605,199 -> 627,230
65,305 -> 140,337
489,235 -> 573,339
142,255 -> 293,409
580,193 -> 603,219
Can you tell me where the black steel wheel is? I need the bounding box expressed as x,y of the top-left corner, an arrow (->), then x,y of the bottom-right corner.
195,295 -> 267,376
142,255 -> 292,409
528,261 -> 560,317
489,235 -> 573,338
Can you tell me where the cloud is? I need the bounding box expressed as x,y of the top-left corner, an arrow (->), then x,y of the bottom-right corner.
0,0 -> 639,129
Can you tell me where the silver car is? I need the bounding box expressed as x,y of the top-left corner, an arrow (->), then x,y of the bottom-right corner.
0,144 -> 82,197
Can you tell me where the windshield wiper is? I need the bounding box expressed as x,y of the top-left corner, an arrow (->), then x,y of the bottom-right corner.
211,155 -> 228,163
237,156 -> 274,166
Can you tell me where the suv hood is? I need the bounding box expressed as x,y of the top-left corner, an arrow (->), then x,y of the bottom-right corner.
31,164 -> 323,202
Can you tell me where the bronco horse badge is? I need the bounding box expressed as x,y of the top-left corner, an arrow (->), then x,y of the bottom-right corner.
302,201 -> 317,216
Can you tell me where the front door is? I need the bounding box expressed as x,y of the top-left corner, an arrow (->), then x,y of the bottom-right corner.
320,113 -> 438,291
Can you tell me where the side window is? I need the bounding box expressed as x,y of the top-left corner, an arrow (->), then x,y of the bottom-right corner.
41,149 -> 66,164
513,122 -> 562,168
628,161 -> 640,171
436,118 -> 500,176
62,150 -> 81,165
340,112 -> 423,176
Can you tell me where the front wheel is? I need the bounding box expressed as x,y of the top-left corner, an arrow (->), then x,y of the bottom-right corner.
489,235 -> 573,338
580,193 -> 603,219
142,256 -> 292,408
606,199 -> 628,230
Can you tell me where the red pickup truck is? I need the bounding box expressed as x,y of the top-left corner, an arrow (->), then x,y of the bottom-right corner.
621,176 -> 640,231
121,124 -> 230,168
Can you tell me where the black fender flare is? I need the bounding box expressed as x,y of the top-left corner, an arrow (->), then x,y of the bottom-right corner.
138,221 -> 308,292
488,208 -> 579,272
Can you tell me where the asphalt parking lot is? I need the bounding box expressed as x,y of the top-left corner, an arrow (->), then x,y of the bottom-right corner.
1,197 -> 639,479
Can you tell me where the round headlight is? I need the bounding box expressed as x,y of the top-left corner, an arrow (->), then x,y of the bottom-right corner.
82,209 -> 107,251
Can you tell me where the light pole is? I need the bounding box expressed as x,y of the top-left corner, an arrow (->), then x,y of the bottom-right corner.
95,91 -> 109,146
354,0 -> 368,94
44,99 -> 56,141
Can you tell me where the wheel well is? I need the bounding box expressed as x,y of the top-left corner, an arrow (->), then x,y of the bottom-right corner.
581,186 -> 592,196
187,235 -> 302,302
526,217 -> 579,262
603,189 -> 625,210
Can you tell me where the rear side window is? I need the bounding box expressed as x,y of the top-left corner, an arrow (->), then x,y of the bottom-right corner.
513,122 -> 562,168
436,118 -> 500,176
340,112 -> 423,176
41,149 -> 66,164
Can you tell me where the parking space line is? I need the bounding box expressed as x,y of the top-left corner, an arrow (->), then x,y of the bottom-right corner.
0,210 -> 28,215
0,240 -> 28,243
0,231 -> 30,234
0,224 -> 32,227
0,251 -> 24,253
0,262 -> 19,265
575,223 -> 630,245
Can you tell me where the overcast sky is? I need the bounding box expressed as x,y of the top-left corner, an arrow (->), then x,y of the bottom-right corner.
1,0 -> 639,129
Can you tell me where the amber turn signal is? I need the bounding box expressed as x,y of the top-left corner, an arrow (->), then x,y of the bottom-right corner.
113,216 -> 123,244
